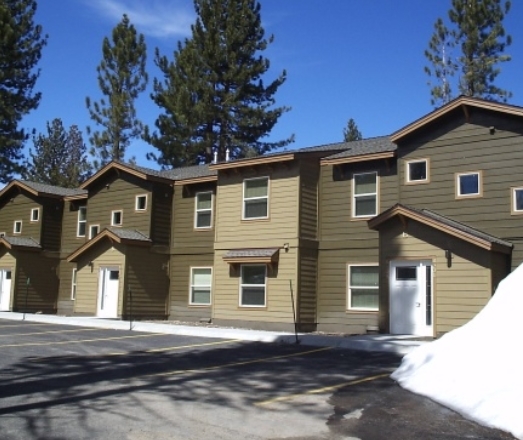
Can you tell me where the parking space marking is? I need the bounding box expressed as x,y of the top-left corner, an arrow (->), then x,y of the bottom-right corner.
0,332 -> 169,348
0,322 -> 51,329
0,327 -> 103,338
254,372 -> 391,406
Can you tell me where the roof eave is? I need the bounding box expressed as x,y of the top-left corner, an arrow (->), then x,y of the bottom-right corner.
321,151 -> 396,166
174,175 -> 218,186
209,153 -> 295,171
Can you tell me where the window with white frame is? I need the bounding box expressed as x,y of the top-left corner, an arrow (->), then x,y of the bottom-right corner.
456,172 -> 481,198
352,172 -> 378,217
77,207 -> 87,237
406,159 -> 428,183
30,207 -> 40,222
194,192 -> 213,228
111,210 -> 123,226
511,187 -> 523,214
89,225 -> 100,239
240,265 -> 266,307
243,177 -> 269,220
189,267 -> 212,305
135,195 -> 147,211
13,220 -> 22,234
71,269 -> 77,300
348,265 -> 379,311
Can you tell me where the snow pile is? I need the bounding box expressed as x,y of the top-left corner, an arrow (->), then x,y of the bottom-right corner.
391,263 -> 523,440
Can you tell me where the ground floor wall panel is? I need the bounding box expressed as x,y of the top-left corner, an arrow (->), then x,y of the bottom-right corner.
57,260 -> 75,315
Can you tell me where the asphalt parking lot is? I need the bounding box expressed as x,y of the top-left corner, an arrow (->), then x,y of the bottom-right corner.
0,319 -> 515,440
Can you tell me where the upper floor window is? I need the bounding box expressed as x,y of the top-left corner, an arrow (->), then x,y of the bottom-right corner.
89,225 -> 100,239
240,264 -> 267,307
135,195 -> 147,211
511,187 -> 523,215
243,177 -> 269,220
111,210 -> 123,226
456,171 -> 482,198
13,220 -> 22,234
189,267 -> 212,305
77,207 -> 87,237
406,159 -> 429,184
195,191 -> 213,229
352,171 -> 378,218
348,264 -> 379,311
30,208 -> 40,222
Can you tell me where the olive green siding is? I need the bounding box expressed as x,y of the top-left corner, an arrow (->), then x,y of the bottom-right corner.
151,185 -> 173,246
40,199 -> 63,251
297,247 -> 317,329
0,250 -> 16,310
169,253 -> 214,321
0,193 -> 43,241
299,159 -> 319,240
60,201 -> 87,256
57,260 -> 76,315
378,217 -> 507,335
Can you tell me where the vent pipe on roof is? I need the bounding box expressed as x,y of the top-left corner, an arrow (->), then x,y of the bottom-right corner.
225,148 -> 230,162
213,151 -> 218,164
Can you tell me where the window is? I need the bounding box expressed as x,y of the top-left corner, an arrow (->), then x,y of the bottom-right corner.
89,225 -> 100,239
511,188 -> 523,214
396,266 -> 417,280
111,210 -> 123,226
30,208 -> 40,222
77,207 -> 87,237
352,172 -> 378,218
456,172 -> 481,198
195,192 -> 213,228
13,220 -> 22,234
240,265 -> 266,307
348,265 -> 379,311
135,195 -> 147,211
189,267 -> 212,305
243,177 -> 269,220
71,269 -> 77,300
406,159 -> 429,183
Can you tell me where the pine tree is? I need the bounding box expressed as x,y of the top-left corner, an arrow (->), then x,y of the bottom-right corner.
147,0 -> 293,168
23,119 -> 92,188
0,0 -> 47,183
425,0 -> 512,106
86,14 -> 148,168
343,118 -> 362,142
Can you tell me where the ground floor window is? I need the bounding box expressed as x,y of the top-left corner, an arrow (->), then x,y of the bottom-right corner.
71,269 -> 77,300
348,264 -> 379,311
190,267 -> 212,305
240,265 -> 266,307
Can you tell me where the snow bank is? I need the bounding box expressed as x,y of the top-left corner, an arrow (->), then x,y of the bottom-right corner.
391,263 -> 523,439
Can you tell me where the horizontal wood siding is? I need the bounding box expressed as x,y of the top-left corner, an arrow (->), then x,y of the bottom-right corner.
73,241 -> 125,316
299,159 -> 319,240
169,253 -> 214,321
297,247 -> 317,328
0,250 -> 16,310
60,201 -> 88,257
150,184 -> 173,245
57,260 -> 76,315
212,248 -> 298,326
41,199 -> 63,251
124,247 -> 169,319
0,193 -> 42,241
172,183 -> 215,253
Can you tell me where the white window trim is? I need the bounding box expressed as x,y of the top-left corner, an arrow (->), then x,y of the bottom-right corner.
194,191 -> 213,229
189,267 -> 212,306
135,194 -> 148,212
352,171 -> 378,218
89,224 -> 100,239
13,220 -> 22,234
239,264 -> 267,307
347,263 -> 379,312
77,207 -> 87,237
405,158 -> 429,184
242,176 -> 269,220
456,171 -> 482,198
111,210 -> 123,226
71,268 -> 77,300
30,207 -> 40,222
511,187 -> 523,215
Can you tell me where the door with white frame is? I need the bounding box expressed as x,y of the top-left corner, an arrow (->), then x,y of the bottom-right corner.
0,269 -> 12,311
389,260 -> 433,336
97,267 -> 120,318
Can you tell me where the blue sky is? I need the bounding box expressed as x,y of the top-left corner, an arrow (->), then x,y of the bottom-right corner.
23,0 -> 523,168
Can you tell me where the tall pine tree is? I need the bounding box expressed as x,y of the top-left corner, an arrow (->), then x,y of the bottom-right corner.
23,118 -> 92,188
343,118 -> 362,142
0,0 -> 47,182
425,0 -> 512,107
147,0 -> 293,168
86,14 -> 148,168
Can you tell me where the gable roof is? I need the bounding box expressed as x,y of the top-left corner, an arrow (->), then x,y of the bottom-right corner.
368,203 -> 513,254
0,180 -> 86,200
391,96 -> 523,143
161,163 -> 217,186
320,136 -> 396,165
0,236 -> 41,250
67,227 -> 151,262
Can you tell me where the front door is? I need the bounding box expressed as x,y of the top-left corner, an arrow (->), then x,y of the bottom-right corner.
0,269 -> 12,311
389,260 -> 433,336
97,267 -> 119,318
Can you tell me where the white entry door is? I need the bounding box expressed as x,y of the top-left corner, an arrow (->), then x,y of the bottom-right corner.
389,260 -> 433,336
97,267 -> 119,318
0,269 -> 12,311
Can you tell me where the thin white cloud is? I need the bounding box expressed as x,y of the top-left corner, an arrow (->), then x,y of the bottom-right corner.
85,0 -> 195,39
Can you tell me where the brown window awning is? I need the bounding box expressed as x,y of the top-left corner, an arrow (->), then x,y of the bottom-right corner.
222,248 -> 280,264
